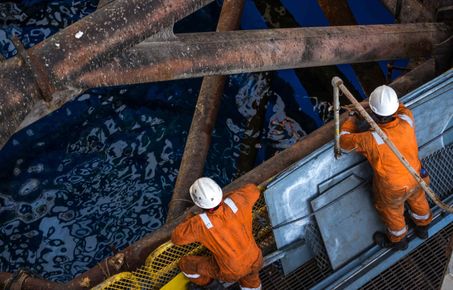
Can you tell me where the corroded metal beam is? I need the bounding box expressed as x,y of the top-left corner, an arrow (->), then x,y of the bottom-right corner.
389,59 -> 436,96
419,0 -> 453,19
6,23 -> 450,150
0,58 -> 41,150
77,23 -> 451,88
253,0 -> 362,105
0,0 -> 214,149
317,0 -> 386,95
380,0 -> 431,22
27,0 -> 214,97
166,0 -> 245,222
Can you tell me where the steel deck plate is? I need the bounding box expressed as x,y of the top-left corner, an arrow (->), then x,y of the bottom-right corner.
311,175 -> 385,270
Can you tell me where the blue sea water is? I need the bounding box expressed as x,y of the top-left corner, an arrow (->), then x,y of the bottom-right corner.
0,0 -> 404,282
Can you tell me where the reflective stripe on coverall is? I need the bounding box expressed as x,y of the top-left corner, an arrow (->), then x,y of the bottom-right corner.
340,103 -> 432,242
171,184 -> 263,289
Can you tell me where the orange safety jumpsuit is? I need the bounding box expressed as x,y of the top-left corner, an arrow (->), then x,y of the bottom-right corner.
340,103 -> 432,242
171,184 -> 263,289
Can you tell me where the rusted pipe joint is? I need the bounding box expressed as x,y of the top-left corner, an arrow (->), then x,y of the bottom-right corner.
3,269 -> 31,290
11,37 -> 52,102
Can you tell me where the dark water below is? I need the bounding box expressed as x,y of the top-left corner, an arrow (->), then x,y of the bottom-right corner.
0,0 -> 405,282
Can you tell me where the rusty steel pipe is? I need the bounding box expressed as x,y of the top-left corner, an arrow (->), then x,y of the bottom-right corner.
380,0 -> 432,22
0,58 -> 41,150
166,0 -> 245,222
390,58 -> 436,95
26,0 -> 214,97
77,23 -> 451,88
0,272 -> 62,290
0,0 -> 214,150
253,0 -> 362,105
317,0 -> 386,95
3,23 -> 449,150
0,58 -> 439,290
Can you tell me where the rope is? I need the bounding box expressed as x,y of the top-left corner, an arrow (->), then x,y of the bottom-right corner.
332,76 -> 453,213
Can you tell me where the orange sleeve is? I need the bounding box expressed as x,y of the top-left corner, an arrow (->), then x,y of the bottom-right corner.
171,217 -> 198,246
340,116 -> 360,133
242,183 -> 261,205
340,116 -> 363,152
231,183 -> 260,208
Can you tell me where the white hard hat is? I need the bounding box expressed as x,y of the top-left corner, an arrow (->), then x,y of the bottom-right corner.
369,85 -> 399,117
189,177 -> 222,209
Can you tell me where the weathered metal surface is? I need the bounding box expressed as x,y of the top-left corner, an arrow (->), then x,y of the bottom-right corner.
0,58 -> 41,151
318,0 -> 386,95
440,236 -> 453,290
389,59 -> 436,96
264,143 -> 373,273
0,0 -> 214,150
27,0 -> 214,97
314,203 -> 453,290
312,176 -> 384,271
264,69 -> 452,275
252,0 -> 361,110
312,143 -> 453,289
419,0 -> 453,19
97,0 -> 116,10
77,23 -> 450,88
440,234 -> 453,290
166,0 -> 245,222
380,0 -> 431,22
437,5 -> 453,23
1,23 -> 449,150
0,272 -> 61,290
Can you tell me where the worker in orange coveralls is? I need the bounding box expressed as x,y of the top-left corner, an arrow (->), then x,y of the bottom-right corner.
171,177 -> 263,290
340,85 -> 432,250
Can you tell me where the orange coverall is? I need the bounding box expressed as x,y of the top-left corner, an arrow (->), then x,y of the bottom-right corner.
340,103 -> 432,242
171,184 -> 263,289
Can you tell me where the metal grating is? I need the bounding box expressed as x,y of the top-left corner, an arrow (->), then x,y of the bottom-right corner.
422,144 -> 453,202
361,222 -> 453,290
305,221 -> 332,272
252,221 -> 333,290
259,256 -> 333,290
255,144 -> 453,290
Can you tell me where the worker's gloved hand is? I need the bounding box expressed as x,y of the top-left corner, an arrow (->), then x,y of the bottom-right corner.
341,105 -> 360,119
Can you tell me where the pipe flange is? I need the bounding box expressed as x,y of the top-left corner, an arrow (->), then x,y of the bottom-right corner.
3,268 -> 32,290
11,37 -> 52,102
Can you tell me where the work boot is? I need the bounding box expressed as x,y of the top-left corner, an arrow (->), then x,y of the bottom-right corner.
204,280 -> 225,290
188,280 -> 225,290
414,225 -> 429,240
188,282 -> 204,290
373,231 -> 408,251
